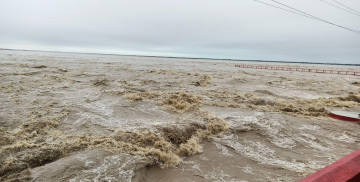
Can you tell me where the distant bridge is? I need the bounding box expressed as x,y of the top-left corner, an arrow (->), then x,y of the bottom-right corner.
235,64 -> 360,76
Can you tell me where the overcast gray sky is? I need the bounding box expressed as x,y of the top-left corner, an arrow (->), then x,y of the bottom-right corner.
0,0 -> 359,64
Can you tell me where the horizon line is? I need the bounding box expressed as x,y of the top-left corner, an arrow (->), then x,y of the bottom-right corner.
1,47 -> 359,67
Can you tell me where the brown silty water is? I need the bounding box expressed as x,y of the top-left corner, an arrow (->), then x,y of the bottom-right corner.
0,50 -> 359,182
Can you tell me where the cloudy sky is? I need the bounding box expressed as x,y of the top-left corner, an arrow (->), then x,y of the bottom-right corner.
0,0 -> 359,64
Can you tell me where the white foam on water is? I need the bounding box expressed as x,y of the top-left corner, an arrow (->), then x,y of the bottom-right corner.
137,104 -> 169,117
222,112 -> 297,149
328,133 -> 357,144
271,136 -> 296,149
215,134 -> 323,174
74,112 -> 128,128
82,100 -> 115,117
295,133 -> 333,152
203,168 -> 231,182
239,166 -> 253,174
199,154 -> 210,161
69,155 -> 144,182
214,142 -> 233,157
181,160 -> 202,172
299,124 -> 320,130
84,160 -> 95,167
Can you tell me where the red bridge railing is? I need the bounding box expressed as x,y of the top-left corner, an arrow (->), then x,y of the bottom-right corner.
299,149 -> 360,182
235,64 -> 360,76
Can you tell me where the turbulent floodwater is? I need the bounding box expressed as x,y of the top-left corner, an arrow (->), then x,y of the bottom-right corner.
0,50 -> 360,182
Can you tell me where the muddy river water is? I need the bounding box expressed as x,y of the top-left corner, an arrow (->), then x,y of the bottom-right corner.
1,50 -> 359,181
